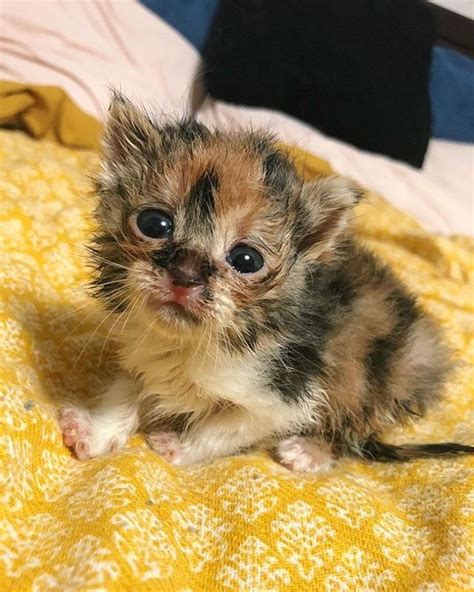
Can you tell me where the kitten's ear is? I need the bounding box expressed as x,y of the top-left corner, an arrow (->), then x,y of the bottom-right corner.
295,176 -> 364,260
102,91 -> 159,166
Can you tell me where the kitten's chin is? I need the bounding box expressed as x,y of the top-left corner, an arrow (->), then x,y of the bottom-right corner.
159,303 -> 202,326
145,295 -> 204,327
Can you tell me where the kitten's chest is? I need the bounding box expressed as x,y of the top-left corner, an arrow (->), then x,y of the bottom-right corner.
119,328 -> 272,417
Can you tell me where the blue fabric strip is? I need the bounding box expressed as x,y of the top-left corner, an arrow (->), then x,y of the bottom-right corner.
140,0 -> 219,50
430,46 -> 474,143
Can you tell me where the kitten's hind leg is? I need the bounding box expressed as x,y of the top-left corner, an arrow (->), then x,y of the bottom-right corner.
59,375 -> 139,460
276,436 -> 335,473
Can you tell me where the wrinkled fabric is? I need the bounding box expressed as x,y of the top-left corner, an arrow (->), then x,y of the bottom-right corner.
0,81 -> 101,150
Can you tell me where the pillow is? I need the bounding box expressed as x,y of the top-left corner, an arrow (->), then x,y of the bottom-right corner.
202,0 -> 434,168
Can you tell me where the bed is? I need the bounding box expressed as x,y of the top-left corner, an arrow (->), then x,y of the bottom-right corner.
0,2 -> 473,590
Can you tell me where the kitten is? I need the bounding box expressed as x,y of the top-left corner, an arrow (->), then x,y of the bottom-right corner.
59,93 -> 474,472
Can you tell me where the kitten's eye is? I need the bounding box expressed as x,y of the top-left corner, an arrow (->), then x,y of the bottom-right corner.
135,209 -> 173,239
227,244 -> 264,274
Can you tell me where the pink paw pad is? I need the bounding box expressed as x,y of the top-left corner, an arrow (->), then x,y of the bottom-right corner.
58,407 -> 93,460
146,432 -> 184,465
277,436 -> 334,473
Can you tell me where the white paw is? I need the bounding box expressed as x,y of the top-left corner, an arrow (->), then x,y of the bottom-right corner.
59,407 -> 127,460
276,436 -> 334,473
146,431 -> 186,466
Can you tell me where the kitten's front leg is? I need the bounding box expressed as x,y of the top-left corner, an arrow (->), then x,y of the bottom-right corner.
59,375 -> 139,460
146,407 -> 266,466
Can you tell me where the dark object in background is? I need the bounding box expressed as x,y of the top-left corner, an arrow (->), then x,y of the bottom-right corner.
429,1 -> 474,57
202,0 -> 435,168
140,0 -> 473,146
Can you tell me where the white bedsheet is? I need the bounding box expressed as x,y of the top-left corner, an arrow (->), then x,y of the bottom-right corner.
0,0 -> 199,119
198,100 -> 474,236
1,0 -> 472,235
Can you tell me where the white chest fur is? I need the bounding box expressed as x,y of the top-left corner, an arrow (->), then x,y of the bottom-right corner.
117,320 -> 316,456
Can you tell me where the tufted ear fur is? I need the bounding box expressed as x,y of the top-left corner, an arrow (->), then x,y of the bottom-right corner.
295,176 -> 364,261
94,92 -> 163,226
101,91 -> 160,168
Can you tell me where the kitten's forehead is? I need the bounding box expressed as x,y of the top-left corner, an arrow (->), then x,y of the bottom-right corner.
97,111 -> 300,252
159,135 -> 294,234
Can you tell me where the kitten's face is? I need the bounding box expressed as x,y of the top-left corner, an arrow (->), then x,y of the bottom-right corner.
92,95 -> 361,347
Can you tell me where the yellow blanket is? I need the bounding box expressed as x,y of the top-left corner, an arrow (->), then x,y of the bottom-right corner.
0,129 -> 473,591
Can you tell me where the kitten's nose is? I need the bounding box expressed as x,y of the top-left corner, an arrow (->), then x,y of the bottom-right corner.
166,249 -> 211,287
168,267 -> 204,288
160,249 -> 212,309
168,266 -> 205,287
166,264 -> 205,308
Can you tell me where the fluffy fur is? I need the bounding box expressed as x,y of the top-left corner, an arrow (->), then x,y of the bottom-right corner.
59,93 -> 474,471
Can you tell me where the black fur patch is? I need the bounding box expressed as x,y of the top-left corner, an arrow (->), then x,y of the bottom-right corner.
180,120 -> 210,143
184,169 -> 219,234
365,335 -> 397,392
162,119 -> 210,147
389,289 -> 420,326
267,262 -> 357,402
365,288 -> 419,393
262,150 -> 295,196
150,242 -> 177,269
327,271 -> 357,307
270,342 -> 326,402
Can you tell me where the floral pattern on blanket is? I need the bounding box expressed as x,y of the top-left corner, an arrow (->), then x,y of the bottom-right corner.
0,130 -> 473,591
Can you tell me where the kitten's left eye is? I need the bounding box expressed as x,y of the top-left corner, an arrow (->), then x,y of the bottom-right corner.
227,244 -> 264,274
135,209 -> 173,239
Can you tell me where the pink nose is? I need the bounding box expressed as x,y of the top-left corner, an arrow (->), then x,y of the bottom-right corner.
163,269 -> 204,308
169,282 -> 203,306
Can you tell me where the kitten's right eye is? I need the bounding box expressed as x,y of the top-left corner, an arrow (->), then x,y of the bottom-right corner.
227,244 -> 264,274
135,209 -> 173,239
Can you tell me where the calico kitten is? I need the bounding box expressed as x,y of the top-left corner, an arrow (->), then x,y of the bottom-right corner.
59,93 -> 474,471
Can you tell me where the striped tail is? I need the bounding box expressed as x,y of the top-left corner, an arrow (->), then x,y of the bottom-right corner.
352,438 -> 474,462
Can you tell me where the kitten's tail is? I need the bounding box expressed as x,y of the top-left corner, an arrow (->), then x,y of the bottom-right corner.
352,438 -> 474,462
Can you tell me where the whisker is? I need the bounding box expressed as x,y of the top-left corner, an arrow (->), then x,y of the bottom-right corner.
96,298 -> 134,368
71,299 -> 125,371
117,292 -> 143,335
129,305 -> 157,365
56,286 -> 130,351
84,248 -> 133,273
52,299 -> 95,323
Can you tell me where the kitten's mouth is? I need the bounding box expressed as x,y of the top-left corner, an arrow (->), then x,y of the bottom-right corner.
145,279 -> 206,322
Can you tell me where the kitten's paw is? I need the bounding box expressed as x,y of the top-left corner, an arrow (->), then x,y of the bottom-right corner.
59,407 -> 127,460
276,436 -> 334,473
146,431 -> 185,466
59,407 -> 94,460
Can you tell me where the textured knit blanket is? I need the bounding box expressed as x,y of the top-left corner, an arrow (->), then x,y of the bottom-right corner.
0,129 -> 473,591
